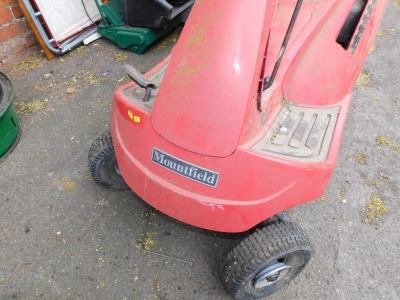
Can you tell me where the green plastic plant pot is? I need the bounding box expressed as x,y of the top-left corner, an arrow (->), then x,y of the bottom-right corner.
0,71 -> 20,162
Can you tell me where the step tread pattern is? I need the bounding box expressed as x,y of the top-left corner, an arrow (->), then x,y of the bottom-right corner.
253,103 -> 340,162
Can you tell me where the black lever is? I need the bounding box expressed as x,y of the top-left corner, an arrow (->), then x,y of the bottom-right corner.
123,64 -> 157,102
264,0 -> 303,90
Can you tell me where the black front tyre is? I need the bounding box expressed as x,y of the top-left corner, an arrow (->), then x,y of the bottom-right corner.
88,131 -> 128,190
221,222 -> 313,300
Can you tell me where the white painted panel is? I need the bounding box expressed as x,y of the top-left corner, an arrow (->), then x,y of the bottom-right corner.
34,0 -> 100,42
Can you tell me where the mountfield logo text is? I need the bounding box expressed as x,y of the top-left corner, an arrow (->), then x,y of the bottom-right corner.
151,148 -> 219,187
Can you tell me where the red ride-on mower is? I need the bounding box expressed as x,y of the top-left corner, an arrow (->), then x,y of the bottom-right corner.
89,0 -> 387,299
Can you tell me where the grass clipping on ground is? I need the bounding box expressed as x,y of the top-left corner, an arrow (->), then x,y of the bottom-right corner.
143,233 -> 155,251
356,71 -> 371,86
362,193 -> 388,223
14,100 -> 46,114
355,153 -> 366,165
12,54 -> 45,71
376,135 -> 400,153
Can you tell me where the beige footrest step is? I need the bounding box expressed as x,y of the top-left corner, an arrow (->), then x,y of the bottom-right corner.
253,103 -> 341,162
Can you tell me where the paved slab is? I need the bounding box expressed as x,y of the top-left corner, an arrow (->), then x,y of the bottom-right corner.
0,2 -> 399,299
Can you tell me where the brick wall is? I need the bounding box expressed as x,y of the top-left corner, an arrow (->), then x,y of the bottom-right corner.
0,0 -> 36,61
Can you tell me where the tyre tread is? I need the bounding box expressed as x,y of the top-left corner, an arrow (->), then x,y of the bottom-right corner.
221,222 -> 313,300
88,131 -> 127,189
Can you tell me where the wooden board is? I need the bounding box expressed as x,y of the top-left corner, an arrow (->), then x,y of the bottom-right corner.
17,0 -> 55,60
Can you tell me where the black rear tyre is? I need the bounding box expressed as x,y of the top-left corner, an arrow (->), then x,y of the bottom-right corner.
88,131 -> 128,190
221,222 -> 313,300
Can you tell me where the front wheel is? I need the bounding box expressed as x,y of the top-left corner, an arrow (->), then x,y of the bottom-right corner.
88,131 -> 128,190
221,222 -> 313,300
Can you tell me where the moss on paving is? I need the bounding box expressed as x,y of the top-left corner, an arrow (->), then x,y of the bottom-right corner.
143,232 -> 155,251
356,71 -> 371,86
115,53 -> 128,62
376,135 -> 392,145
362,193 -> 388,223
14,99 -> 46,114
375,135 -> 400,153
12,54 -> 46,71
355,153 -> 366,165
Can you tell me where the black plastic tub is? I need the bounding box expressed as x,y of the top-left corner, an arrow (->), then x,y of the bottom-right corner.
122,0 -> 194,29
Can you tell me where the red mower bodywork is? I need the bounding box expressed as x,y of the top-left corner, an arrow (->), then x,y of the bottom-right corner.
110,0 -> 387,233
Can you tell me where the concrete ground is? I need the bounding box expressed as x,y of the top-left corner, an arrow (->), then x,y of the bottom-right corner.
0,2 -> 399,299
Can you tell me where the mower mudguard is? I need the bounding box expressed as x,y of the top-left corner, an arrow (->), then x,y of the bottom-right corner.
111,91 -> 350,233
110,58 -> 350,233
